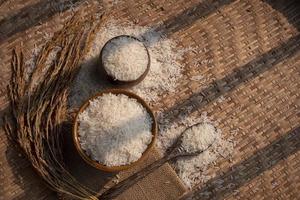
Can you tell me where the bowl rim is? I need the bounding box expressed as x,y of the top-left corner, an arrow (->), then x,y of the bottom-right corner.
99,35 -> 151,88
72,89 -> 157,172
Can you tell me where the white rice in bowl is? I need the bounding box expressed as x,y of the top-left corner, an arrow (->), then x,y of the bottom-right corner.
78,93 -> 153,166
101,36 -> 149,81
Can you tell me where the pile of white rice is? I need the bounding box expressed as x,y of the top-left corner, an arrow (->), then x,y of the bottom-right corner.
69,19 -> 185,107
78,93 -> 153,166
102,36 -> 149,81
181,123 -> 217,153
158,112 -> 235,188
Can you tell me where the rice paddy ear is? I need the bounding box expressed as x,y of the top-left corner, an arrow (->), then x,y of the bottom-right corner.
4,10 -> 106,199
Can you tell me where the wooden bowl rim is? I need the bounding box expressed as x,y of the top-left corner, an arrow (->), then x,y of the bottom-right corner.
99,35 -> 151,88
72,89 -> 157,172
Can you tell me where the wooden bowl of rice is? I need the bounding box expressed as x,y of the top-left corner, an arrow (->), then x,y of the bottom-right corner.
73,89 -> 157,172
99,35 -> 150,88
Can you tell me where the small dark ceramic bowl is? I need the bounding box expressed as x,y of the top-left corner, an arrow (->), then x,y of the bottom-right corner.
99,35 -> 150,88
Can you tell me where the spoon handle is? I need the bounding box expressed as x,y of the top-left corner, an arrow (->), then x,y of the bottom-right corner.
99,156 -> 171,200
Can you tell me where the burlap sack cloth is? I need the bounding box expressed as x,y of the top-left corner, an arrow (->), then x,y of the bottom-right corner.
112,150 -> 187,200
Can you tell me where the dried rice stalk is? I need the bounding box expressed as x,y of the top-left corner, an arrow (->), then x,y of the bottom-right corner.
3,10 -> 106,200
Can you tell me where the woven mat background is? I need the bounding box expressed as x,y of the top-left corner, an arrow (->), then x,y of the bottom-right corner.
0,0 -> 300,199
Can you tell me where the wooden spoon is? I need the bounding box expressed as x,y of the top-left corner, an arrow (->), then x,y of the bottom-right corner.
99,122 -> 216,200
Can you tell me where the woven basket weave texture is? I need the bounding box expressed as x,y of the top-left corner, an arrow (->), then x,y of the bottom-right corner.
0,0 -> 299,199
